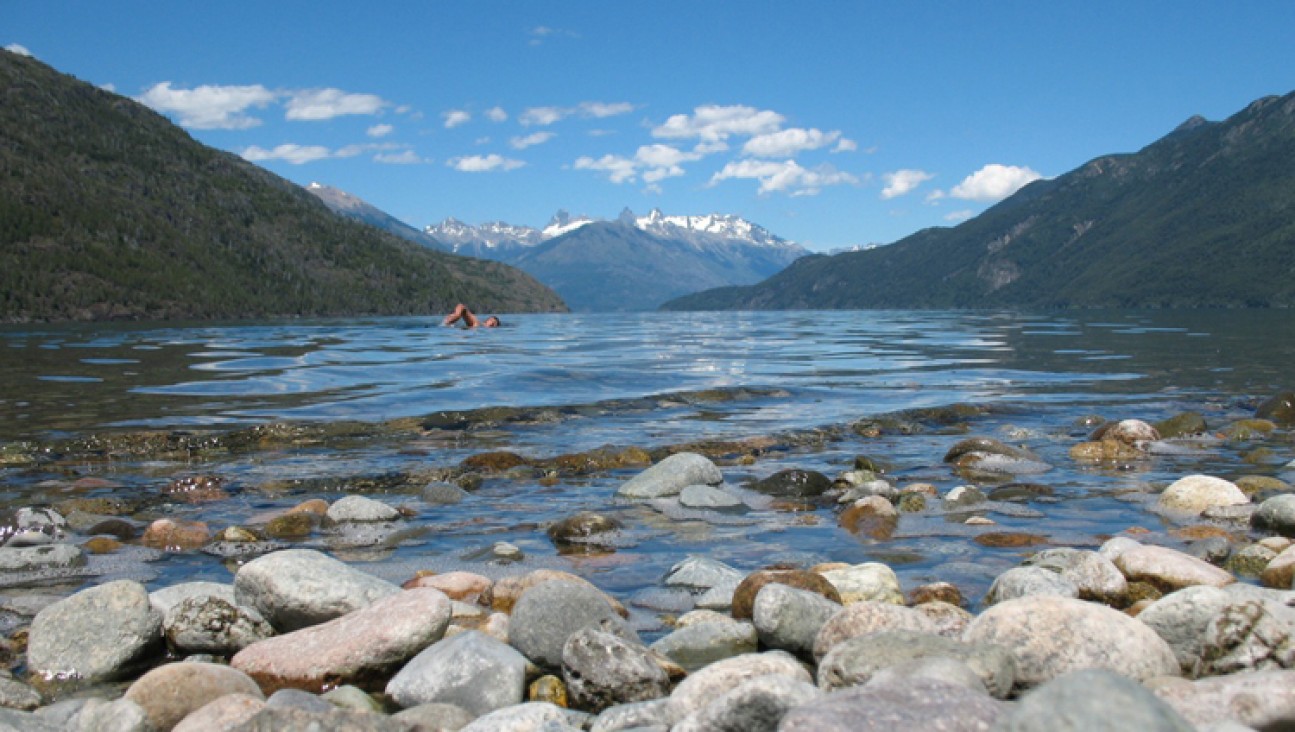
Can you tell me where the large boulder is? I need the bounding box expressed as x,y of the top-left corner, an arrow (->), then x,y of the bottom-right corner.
231,587 -> 452,693
26,579 -> 162,683
962,596 -> 1179,689
233,549 -> 400,632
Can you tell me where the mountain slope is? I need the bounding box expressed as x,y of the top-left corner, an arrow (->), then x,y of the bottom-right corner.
665,91 -> 1295,311
305,182 -> 450,252
509,220 -> 804,311
0,51 -> 565,322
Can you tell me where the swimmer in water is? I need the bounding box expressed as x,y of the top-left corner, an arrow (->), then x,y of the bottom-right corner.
442,303 -> 500,328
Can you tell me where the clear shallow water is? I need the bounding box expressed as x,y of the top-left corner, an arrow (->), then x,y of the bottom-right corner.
1,310 -> 1293,628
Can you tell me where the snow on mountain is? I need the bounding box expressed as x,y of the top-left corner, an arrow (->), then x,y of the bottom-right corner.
425,207 -> 804,259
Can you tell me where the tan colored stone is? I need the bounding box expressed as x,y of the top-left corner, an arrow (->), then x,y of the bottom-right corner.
125,662 -> 263,731
1114,544 -> 1235,591
140,518 -> 211,551
403,571 -> 493,603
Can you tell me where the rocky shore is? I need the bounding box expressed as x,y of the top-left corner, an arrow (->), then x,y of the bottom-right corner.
0,391 -> 1292,730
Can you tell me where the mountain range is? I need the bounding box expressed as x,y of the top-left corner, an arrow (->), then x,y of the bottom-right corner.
422,208 -> 808,311
665,90 -> 1295,311
0,51 -> 565,322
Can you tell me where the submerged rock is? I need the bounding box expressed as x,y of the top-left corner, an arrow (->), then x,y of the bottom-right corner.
617,452 -> 722,499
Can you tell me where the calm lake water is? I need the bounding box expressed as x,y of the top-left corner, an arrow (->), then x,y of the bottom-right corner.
2,310 -> 1293,629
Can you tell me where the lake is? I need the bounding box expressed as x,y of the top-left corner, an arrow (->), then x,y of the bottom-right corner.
1,309 -> 1293,632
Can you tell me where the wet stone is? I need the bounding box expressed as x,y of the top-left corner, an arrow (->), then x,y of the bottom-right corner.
649,620 -> 758,672
547,511 -> 623,546
1256,391 -> 1295,424
678,484 -> 743,509
0,543 -> 85,572
326,495 -> 401,523
617,452 -> 722,499
1252,494 -> 1295,537
749,469 -> 833,498
0,507 -> 67,547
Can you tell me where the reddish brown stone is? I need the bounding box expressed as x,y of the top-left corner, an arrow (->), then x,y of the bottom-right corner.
141,518 -> 211,551
403,571 -> 493,603
908,582 -> 964,607
973,532 -> 1049,548
730,570 -> 842,620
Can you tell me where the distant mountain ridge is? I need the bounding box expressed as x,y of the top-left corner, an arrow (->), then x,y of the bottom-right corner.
665,89 -> 1295,311
421,207 -> 809,311
306,182 -> 449,252
0,51 -> 565,322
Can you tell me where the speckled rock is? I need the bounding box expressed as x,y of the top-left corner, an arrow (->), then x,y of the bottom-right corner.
914,600 -> 975,638
233,549 -> 400,632
0,543 -> 84,572
547,511 -> 623,547
124,661 -> 264,731
1114,544 -> 1236,591
672,673 -> 821,732
812,601 -> 938,661
27,579 -> 162,683
617,453 -> 722,499
561,626 -> 669,713
1198,597 -> 1295,675
1138,586 -> 1233,674
817,630 -> 1016,698
817,562 -> 903,605
1158,475 -> 1249,516
232,587 -> 451,693
387,630 -> 529,717
996,669 -> 1193,731
165,594 -> 275,655
458,701 -> 585,732
962,596 -> 1179,689
778,678 -> 1006,732
1151,669 -> 1295,729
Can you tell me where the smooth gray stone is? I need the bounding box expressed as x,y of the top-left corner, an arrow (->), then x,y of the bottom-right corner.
0,675 -> 41,711
326,495 -> 400,523
26,579 -> 162,683
1139,586 -> 1233,674
618,453 -> 722,499
650,620 -> 757,672
0,543 -> 84,571
590,699 -> 673,732
233,549 -> 399,632
752,583 -> 840,658
984,566 -> 1079,605
1252,494 -> 1295,536
663,556 -> 744,590
227,706 -> 406,731
669,650 -> 810,720
423,482 -> 469,505
267,688 -> 334,713
458,702 -> 586,732
387,630 -> 528,716
995,669 -> 1194,731
509,579 -> 633,668
817,630 -> 1015,698
1022,548 -> 1128,603
1151,669 -> 1295,729
868,656 -> 987,694
0,707 -> 62,732
71,698 -> 151,732
391,702 -> 475,731
779,678 -> 1006,731
679,484 -> 743,509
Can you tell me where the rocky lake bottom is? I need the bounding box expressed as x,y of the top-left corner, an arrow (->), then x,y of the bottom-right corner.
1,310 -> 1295,730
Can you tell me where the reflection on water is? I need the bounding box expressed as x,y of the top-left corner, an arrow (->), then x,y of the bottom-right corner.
0,309 -> 1293,621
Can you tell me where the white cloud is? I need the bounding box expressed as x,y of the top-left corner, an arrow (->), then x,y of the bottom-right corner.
530,26 -> 578,45
520,101 -> 633,126
709,159 -> 857,196
137,82 -> 276,130
948,163 -> 1043,202
945,209 -> 975,222
573,154 -> 638,184
448,154 -> 525,172
367,123 -> 394,138
881,169 -> 935,199
652,105 -> 785,142
520,106 -> 566,126
742,128 -> 841,157
833,138 -> 858,153
375,150 -> 425,164
443,109 -> 471,129
241,143 -> 333,165
510,131 -> 556,149
579,101 -> 634,118
5,43 -> 32,57
284,88 -> 387,121
574,143 -> 703,186
486,106 -> 508,122
101,83 -> 117,93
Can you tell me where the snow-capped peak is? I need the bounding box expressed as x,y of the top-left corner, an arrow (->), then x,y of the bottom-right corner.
629,208 -> 798,250
542,209 -> 597,238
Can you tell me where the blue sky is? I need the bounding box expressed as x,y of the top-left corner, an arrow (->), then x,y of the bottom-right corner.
7,1 -> 1294,252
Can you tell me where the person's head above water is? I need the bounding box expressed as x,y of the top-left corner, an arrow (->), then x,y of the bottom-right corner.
483,316 -> 501,327
443,304 -> 499,328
